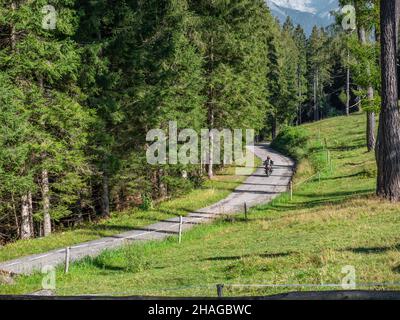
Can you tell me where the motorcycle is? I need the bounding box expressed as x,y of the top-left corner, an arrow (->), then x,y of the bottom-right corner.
265,164 -> 273,177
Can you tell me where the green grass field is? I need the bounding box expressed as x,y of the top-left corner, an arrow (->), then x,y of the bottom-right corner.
0,164 -> 251,264
2,113 -> 400,297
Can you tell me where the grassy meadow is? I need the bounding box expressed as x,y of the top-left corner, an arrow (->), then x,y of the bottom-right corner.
0,164 -> 249,263
2,113 -> 400,297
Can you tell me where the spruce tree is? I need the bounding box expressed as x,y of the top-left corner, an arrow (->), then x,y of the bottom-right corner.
307,26 -> 332,121
191,0 -> 271,177
0,0 -> 92,237
293,25 -> 308,125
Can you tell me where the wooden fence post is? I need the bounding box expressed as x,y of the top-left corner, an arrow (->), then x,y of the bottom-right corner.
290,181 -> 293,201
244,202 -> 248,221
64,247 -> 70,274
217,284 -> 224,298
178,216 -> 183,244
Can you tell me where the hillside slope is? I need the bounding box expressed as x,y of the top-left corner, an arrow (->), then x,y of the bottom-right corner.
3,113 -> 400,296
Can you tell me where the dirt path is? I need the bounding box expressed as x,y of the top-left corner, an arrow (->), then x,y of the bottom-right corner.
0,144 -> 294,275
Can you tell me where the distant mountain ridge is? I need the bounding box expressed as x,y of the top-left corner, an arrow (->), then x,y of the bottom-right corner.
266,0 -> 339,35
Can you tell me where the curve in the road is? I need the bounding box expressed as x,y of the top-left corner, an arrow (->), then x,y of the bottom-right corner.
0,144 -> 294,275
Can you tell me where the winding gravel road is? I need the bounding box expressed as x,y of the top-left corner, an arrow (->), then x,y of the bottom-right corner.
0,144 -> 294,275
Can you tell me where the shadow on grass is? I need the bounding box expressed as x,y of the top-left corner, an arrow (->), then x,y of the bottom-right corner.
252,189 -> 374,214
328,143 -> 366,152
320,172 -> 373,181
343,244 -> 400,255
92,260 -> 126,272
204,251 -> 293,262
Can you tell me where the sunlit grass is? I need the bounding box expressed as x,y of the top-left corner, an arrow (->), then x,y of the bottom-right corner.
3,113 -> 400,297
0,163 -> 253,263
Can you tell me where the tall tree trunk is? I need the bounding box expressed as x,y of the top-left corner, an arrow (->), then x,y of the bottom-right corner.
359,27 -> 376,151
11,193 -> 19,238
38,75 -> 52,236
207,36 -> 215,179
298,105 -> 302,125
158,168 -> 167,199
42,169 -> 51,236
313,73 -> 316,121
271,116 -> 277,140
101,173 -> 110,217
376,0 -> 400,201
151,170 -> 158,199
396,1 -> 400,42
314,71 -> 319,121
28,191 -> 34,236
20,194 -> 32,239
207,108 -> 214,179
10,1 -> 17,51
346,48 -> 350,116
297,67 -> 302,125
366,112 -> 376,152
366,86 -> 376,152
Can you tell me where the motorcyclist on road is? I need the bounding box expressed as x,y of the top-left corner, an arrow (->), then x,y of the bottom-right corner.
264,156 -> 274,168
264,156 -> 274,176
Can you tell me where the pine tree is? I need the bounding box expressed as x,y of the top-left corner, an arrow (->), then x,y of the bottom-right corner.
0,0 -> 93,237
293,25 -> 308,124
307,26 -> 332,121
339,0 -> 380,151
188,0 -> 271,177
77,0 -> 206,207
0,73 -> 33,240
127,0 -> 206,198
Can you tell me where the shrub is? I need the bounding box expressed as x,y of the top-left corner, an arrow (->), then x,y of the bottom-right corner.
271,126 -> 309,161
140,194 -> 153,211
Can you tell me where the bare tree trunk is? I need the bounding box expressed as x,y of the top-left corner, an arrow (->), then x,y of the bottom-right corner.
207,36 -> 215,179
359,27 -> 376,151
37,74 -> 52,236
297,67 -> 302,125
376,0 -> 400,201
28,191 -> 34,236
271,116 -> 277,140
41,169 -> 51,236
366,112 -> 376,152
20,194 -> 32,239
10,1 -> 17,51
366,84 -> 376,152
396,1 -> 400,42
298,105 -> 302,125
313,73 -> 317,121
158,168 -> 167,199
314,71 -> 319,121
346,48 -> 350,116
207,109 -> 214,179
101,173 -> 110,217
151,170 -> 158,199
11,193 -> 19,238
